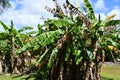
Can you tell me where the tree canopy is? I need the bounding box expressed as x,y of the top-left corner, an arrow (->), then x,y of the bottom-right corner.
0,0 -> 11,14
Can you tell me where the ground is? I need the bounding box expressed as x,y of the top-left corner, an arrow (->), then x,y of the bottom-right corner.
101,65 -> 120,80
0,65 -> 120,80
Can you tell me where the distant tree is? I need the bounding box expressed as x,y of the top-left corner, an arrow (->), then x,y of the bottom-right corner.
0,0 -> 11,14
0,20 -> 34,74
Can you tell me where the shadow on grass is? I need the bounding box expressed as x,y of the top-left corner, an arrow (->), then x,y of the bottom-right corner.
12,73 -> 36,80
12,74 -> 23,78
102,77 -> 114,80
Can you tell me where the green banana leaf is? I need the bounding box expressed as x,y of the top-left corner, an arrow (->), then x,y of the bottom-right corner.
16,30 -> 64,54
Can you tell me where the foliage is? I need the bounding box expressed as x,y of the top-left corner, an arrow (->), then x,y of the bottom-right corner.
0,0 -> 11,14
0,0 -> 120,80
0,20 -> 34,74
15,0 -> 120,80
16,29 -> 63,54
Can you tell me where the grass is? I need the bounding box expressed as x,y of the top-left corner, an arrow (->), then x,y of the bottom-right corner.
101,65 -> 120,80
0,74 -> 34,80
0,74 -> 26,80
0,74 -> 23,80
0,65 -> 120,80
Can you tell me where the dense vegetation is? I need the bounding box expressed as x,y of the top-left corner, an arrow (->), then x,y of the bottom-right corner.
0,0 -> 120,80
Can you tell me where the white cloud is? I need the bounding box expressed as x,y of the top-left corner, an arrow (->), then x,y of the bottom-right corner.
0,0 -> 120,32
94,0 -> 107,12
95,13 -> 106,20
0,0 -> 55,31
95,6 -> 120,21
107,7 -> 120,20
57,0 -> 83,6
0,0 -> 85,31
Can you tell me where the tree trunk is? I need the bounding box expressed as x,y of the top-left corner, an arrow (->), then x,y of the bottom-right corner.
47,35 -> 102,80
0,60 -> 3,74
84,38 -> 101,80
0,56 -> 3,74
11,43 -> 17,74
48,54 -> 102,80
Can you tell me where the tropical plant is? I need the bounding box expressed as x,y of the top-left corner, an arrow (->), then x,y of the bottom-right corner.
16,0 -> 120,80
0,20 -> 34,74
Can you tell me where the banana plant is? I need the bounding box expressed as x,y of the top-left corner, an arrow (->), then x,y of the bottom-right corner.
0,20 -> 34,74
16,0 -> 120,80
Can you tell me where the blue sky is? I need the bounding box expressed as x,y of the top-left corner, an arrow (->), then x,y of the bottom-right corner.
92,0 -> 120,13
0,0 -> 120,31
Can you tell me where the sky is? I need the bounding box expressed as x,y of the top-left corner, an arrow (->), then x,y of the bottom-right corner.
0,0 -> 120,31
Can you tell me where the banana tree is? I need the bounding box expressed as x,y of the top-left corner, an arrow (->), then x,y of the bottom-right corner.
0,20 -> 34,74
16,0 -> 120,80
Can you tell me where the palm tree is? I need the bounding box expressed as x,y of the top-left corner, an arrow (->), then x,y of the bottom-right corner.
16,0 -> 120,80
0,0 -> 11,14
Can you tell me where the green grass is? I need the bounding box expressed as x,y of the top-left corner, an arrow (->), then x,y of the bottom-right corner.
0,74 -> 34,80
101,65 -> 120,80
0,65 -> 120,80
0,74 -> 25,80
0,74 -> 22,80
